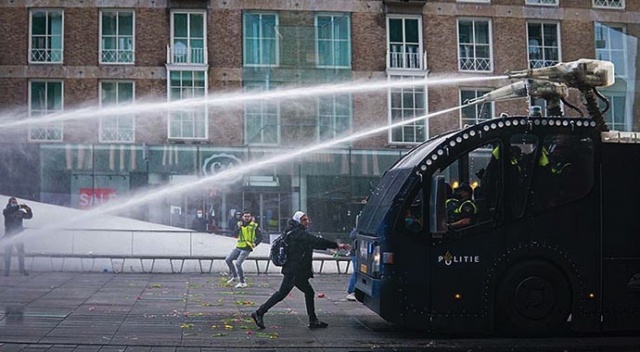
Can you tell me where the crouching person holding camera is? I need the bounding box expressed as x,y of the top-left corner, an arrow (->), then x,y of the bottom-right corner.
3,197 -> 33,276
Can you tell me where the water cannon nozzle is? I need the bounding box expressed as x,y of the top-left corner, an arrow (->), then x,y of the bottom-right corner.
505,59 -> 615,88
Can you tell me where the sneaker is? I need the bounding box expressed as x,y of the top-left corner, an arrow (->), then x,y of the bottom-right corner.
235,282 -> 247,288
308,320 -> 329,329
226,277 -> 237,284
346,293 -> 356,301
251,311 -> 265,329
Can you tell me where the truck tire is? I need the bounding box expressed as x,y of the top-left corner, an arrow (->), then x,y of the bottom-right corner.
495,260 -> 571,336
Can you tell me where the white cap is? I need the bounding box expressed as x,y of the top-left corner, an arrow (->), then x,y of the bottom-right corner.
292,211 -> 306,223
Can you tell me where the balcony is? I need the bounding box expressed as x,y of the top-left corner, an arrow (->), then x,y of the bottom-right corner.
166,45 -> 207,65
387,47 -> 426,71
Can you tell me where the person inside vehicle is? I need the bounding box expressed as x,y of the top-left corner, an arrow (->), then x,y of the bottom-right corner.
447,183 -> 478,230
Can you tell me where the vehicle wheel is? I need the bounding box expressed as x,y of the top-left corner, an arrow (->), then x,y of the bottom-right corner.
495,261 -> 571,336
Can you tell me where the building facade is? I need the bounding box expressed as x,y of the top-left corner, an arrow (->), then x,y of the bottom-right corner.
0,0 -> 636,236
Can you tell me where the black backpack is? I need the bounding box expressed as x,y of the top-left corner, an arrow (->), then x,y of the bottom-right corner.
270,230 -> 291,267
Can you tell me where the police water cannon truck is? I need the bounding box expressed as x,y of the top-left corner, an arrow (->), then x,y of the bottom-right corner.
353,59 -> 640,335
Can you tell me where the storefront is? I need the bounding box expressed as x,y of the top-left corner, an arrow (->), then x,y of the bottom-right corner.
38,144 -> 406,237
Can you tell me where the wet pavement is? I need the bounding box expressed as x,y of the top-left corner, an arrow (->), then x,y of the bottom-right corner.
1,272 -> 639,352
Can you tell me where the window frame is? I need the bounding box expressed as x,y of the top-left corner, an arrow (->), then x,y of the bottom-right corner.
460,88 -> 494,127
386,15 -> 423,70
170,10 -> 207,65
595,22 -> 627,78
99,80 -> 136,143
388,74 -> 428,145
167,69 -> 208,140
243,12 -> 279,67
99,9 -> 135,65
457,18 -> 493,72
315,13 -> 352,69
243,83 -> 281,146
28,80 -> 64,142
317,93 -> 353,143
29,9 -> 64,64
600,91 -> 629,131
526,21 -> 561,69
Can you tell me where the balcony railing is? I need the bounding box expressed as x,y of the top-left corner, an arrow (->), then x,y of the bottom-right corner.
167,45 -> 207,65
30,48 -> 63,63
387,48 -> 426,70
101,49 -> 134,64
529,59 -> 559,69
459,57 -> 492,72
593,0 -> 624,8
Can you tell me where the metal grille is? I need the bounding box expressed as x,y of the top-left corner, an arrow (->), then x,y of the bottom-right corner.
30,49 -> 62,63
29,126 -> 63,141
101,49 -> 134,63
459,58 -> 491,72
525,0 -> 558,4
593,0 -> 624,8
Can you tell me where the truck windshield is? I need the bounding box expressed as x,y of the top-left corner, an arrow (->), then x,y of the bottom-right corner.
358,134 -> 454,235
358,168 -> 412,235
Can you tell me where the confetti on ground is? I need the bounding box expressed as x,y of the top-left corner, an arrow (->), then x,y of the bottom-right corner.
235,300 -> 255,306
255,331 -> 279,339
180,323 -> 194,329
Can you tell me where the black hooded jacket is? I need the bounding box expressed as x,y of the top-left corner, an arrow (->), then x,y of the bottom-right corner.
3,203 -> 33,237
281,219 -> 338,279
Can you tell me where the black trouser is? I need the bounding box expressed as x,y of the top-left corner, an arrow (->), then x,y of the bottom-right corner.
257,273 -> 317,321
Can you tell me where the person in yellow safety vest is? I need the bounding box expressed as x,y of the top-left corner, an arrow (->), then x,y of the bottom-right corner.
225,210 -> 263,288
447,183 -> 478,229
538,141 -> 573,175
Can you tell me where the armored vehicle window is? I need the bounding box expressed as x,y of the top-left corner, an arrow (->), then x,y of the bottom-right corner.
436,140 -> 501,231
530,134 -> 594,212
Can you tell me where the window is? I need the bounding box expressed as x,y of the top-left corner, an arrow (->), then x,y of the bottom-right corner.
527,22 -> 560,69
244,83 -> 279,145
387,16 -> 422,70
243,13 -> 278,67
600,92 -> 627,131
318,94 -> 352,142
526,0 -> 558,5
530,135 -> 594,213
100,10 -> 134,64
171,11 -> 206,64
398,187 -> 424,234
316,14 -> 351,68
389,75 -> 426,144
100,81 -> 135,142
168,70 -> 207,139
593,0 -> 624,8
29,81 -> 63,141
30,9 -> 63,63
595,23 -> 626,77
460,89 -> 493,126
437,141 -> 500,230
458,19 -> 492,72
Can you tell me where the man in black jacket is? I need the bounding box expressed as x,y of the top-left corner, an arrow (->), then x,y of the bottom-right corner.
251,211 -> 350,330
3,197 -> 33,276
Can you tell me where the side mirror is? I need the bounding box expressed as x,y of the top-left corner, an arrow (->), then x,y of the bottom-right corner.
430,175 -> 447,236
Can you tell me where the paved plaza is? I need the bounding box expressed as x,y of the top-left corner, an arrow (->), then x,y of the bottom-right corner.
1,272 -> 640,352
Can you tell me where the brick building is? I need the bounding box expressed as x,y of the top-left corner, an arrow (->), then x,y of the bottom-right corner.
0,0 -> 636,235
